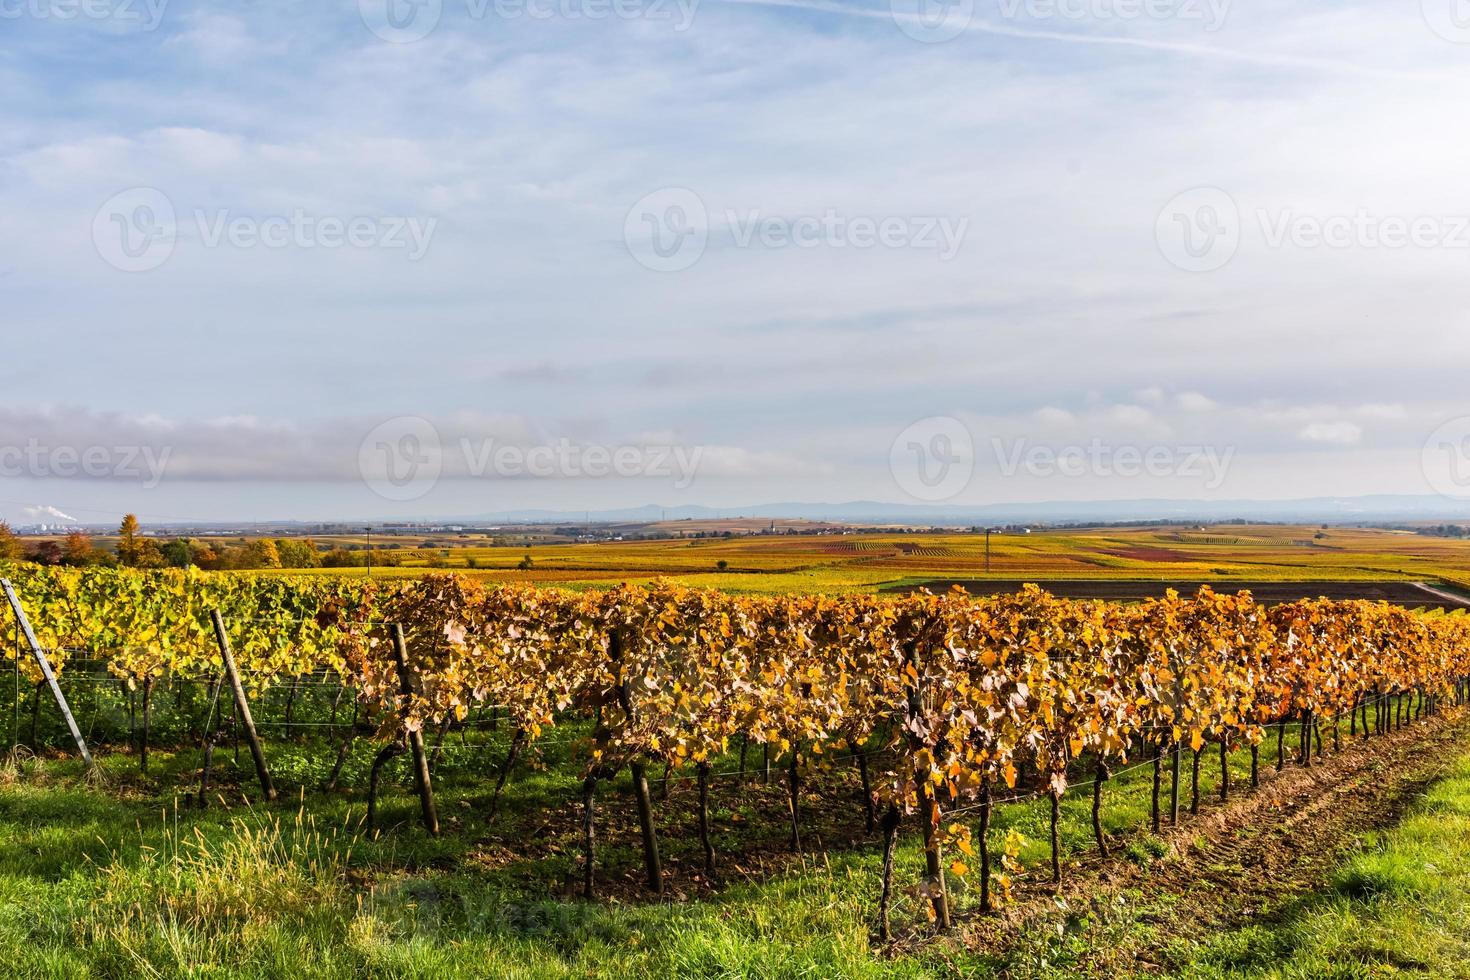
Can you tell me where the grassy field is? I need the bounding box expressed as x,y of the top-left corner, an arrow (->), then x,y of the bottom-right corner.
1162,751 -> 1470,979
271,524 -> 1470,596
0,707 -> 1460,978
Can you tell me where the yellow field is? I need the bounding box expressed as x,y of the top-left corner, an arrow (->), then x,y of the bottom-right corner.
274,524 -> 1470,596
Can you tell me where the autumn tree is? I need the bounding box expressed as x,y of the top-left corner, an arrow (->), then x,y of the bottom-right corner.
244,539 -> 282,569
62,531 -> 95,566
0,521 -> 21,561
26,541 -> 62,565
116,514 -> 143,566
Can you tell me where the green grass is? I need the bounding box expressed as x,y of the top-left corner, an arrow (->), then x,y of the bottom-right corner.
0,714 -> 1441,979
0,743 -> 970,978
1162,753 -> 1470,979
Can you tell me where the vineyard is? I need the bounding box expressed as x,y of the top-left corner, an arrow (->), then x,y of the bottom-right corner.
1,562 -> 1467,947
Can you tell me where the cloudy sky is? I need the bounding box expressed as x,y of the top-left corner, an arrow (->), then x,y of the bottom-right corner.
3,0 -> 1470,523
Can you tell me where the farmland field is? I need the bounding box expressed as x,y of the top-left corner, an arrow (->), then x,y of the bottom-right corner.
270,523 -> 1470,601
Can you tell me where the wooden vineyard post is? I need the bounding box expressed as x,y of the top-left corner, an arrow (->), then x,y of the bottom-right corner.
878,803 -> 901,939
140,676 -> 153,774
487,727 -> 526,823
368,741 -> 407,832
1150,746 -> 1162,831
0,579 -> 93,769
390,624 -> 440,837
210,610 -> 278,802
851,738 -> 876,834
197,672 -> 225,808
696,761 -> 716,879
977,784 -> 993,913
11,617 -> 18,753
1218,737 -> 1229,803
903,638 -> 950,930
787,748 -> 802,852
610,629 -> 662,895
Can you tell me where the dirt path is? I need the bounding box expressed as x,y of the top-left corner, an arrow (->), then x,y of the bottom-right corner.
957,711 -> 1470,975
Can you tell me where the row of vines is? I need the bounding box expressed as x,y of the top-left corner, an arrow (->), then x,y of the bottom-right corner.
3,563 -> 1469,935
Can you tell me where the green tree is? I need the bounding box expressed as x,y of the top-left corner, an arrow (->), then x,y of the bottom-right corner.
275,538 -> 322,569
161,539 -> 204,568
321,549 -> 361,568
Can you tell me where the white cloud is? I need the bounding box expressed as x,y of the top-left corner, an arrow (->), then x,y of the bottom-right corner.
1356,403 -> 1408,420
1034,406 -> 1077,426
1299,421 -> 1364,445
1177,392 -> 1218,413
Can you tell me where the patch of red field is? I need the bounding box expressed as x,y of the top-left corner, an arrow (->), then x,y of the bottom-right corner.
1101,546 -> 1191,562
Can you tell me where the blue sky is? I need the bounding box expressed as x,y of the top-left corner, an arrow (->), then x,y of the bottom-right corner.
3,0 -> 1470,523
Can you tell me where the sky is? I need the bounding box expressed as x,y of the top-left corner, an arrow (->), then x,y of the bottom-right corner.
3,0 -> 1470,524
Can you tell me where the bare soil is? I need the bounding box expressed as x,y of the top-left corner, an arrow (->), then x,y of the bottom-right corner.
957,711 -> 1470,974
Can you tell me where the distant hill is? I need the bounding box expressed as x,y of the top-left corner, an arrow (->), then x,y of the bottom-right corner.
453,495 -> 1470,526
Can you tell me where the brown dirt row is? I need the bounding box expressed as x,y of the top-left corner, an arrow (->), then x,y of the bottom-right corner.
955,710 -> 1470,974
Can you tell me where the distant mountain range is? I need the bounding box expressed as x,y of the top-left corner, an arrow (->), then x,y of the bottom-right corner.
452,495 -> 1470,526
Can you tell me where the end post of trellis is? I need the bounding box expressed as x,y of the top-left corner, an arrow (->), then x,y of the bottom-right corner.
390,623 -> 439,836
210,610 -> 277,802
0,578 -> 93,769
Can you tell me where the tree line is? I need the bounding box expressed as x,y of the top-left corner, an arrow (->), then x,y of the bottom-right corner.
0,516 -> 399,571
